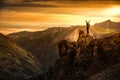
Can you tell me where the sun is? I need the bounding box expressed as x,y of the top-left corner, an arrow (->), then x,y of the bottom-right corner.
103,7 -> 120,16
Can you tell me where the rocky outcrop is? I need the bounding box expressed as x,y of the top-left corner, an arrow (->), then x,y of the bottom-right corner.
40,31 -> 120,80
0,33 -> 43,80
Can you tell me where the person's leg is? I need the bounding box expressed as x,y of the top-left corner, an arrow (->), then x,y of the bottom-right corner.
87,27 -> 89,34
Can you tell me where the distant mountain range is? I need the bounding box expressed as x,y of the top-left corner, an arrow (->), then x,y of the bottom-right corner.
90,20 -> 120,38
0,33 -> 43,80
93,20 -> 120,31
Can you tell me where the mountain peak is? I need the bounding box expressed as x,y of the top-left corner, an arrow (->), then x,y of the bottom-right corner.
0,33 -> 5,37
93,20 -> 120,31
106,19 -> 112,22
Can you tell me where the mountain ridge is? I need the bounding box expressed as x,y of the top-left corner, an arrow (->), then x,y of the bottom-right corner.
0,33 -> 43,80
93,20 -> 120,31
7,26 -> 82,71
7,22 -> 119,71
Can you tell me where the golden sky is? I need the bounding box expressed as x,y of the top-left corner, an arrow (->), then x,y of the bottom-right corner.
0,0 -> 120,34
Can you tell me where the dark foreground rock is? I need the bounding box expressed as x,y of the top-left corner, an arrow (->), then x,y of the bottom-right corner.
89,63 -> 120,80
37,31 -> 120,80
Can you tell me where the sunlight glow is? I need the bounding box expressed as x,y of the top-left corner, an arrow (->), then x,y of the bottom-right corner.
103,7 -> 120,16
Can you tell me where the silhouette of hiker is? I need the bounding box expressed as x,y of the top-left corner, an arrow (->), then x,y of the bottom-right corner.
86,20 -> 90,34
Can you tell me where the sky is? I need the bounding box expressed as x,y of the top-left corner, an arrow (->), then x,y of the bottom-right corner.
0,0 -> 120,34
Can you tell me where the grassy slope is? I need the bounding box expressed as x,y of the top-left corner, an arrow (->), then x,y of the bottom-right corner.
0,33 -> 43,80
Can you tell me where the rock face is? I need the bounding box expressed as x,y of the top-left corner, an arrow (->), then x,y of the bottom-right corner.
41,31 -> 120,80
0,33 -> 43,80
89,63 -> 120,80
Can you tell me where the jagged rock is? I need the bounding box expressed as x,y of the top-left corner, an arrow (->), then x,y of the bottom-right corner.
89,63 -> 120,80
85,33 -> 120,76
58,40 -> 76,58
75,32 -> 93,69
41,32 -> 120,80
77,30 -> 93,47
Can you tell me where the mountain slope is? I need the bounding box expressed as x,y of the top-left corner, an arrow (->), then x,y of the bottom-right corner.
89,63 -> 120,80
0,33 -> 43,80
92,20 -> 120,38
94,20 -> 120,30
7,26 -> 82,70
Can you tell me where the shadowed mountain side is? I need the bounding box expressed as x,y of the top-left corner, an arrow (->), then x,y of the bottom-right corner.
7,26 -> 82,71
0,33 -> 43,80
39,32 -> 120,80
89,63 -> 120,80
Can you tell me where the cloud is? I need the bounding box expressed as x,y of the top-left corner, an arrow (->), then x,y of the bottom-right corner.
1,0 -> 120,8
0,0 -> 120,32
